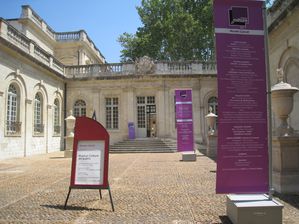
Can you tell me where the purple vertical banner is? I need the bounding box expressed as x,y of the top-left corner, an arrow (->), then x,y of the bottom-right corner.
214,0 -> 269,193
175,90 -> 194,152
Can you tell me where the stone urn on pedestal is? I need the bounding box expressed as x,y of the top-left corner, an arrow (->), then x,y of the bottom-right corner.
64,111 -> 76,158
205,107 -> 218,158
271,68 -> 299,193
271,69 -> 299,136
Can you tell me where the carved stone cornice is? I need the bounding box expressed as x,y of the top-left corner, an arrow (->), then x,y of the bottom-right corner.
26,98 -> 32,104
267,0 -> 299,33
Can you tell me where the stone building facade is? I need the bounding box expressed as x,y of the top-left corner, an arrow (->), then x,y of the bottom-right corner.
267,0 -> 299,132
0,2 -> 298,160
65,61 -> 217,144
0,5 -> 105,159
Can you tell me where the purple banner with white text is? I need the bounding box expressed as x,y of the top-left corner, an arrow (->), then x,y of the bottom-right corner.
175,90 -> 194,152
214,0 -> 269,193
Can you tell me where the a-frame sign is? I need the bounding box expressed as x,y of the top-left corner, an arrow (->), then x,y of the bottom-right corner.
64,117 -> 114,211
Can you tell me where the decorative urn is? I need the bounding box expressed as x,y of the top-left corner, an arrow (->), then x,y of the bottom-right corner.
205,107 -> 218,135
65,110 -> 76,137
271,68 -> 298,136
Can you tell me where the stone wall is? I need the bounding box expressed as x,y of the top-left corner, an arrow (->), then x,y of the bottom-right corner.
268,2 -> 299,132
0,45 -> 64,159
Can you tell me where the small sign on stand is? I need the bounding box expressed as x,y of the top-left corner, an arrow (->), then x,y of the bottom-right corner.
64,117 -> 114,212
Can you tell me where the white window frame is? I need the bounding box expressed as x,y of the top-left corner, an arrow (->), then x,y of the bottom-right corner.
74,100 -> 86,117
6,84 -> 21,135
53,98 -> 60,134
34,93 -> 44,134
105,97 -> 119,129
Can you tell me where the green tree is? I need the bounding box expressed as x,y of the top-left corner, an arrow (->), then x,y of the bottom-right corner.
118,0 -> 214,62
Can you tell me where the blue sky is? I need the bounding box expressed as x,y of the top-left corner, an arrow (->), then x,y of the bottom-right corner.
0,0 -> 142,63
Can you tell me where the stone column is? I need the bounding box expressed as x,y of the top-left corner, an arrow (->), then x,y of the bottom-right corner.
126,88 -> 135,125
24,98 -> 33,157
92,89 -> 100,120
123,87 -> 136,139
192,85 -> 201,143
164,87 -> 171,138
157,85 -> 170,138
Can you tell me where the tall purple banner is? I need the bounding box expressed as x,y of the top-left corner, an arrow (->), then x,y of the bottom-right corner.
175,90 -> 194,152
214,0 -> 269,193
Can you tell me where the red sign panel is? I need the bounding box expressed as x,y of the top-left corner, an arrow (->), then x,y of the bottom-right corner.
70,117 -> 109,188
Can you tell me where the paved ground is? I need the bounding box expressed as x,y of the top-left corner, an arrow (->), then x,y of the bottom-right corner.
0,151 -> 298,224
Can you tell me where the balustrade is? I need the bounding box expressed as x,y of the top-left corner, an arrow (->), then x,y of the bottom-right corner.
1,19 -> 216,79
46,27 -> 55,39
30,11 -> 42,27
55,31 -> 80,41
167,62 -> 192,74
7,26 -> 30,53
34,45 -> 50,65
202,61 -> 216,71
52,58 -> 64,73
65,61 -> 216,78
106,63 -> 123,73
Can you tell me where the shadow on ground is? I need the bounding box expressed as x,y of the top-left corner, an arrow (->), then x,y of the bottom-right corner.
218,216 -> 233,224
50,157 -> 68,159
274,193 -> 299,209
41,204 -> 103,211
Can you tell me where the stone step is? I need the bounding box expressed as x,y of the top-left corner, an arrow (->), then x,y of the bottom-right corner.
110,138 -> 177,153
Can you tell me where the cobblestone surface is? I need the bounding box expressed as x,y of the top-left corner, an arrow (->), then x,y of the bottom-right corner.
0,152 -> 298,223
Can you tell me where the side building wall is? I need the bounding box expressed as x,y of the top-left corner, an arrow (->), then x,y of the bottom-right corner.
268,3 -> 299,132
0,45 -> 64,160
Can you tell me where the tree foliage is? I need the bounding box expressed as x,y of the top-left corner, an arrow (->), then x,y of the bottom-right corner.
118,0 -> 214,62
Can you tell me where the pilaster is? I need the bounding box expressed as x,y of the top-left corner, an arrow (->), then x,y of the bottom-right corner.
157,84 -> 170,138
91,89 -> 100,120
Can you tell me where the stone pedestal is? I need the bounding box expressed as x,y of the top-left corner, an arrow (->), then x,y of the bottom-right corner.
272,136 -> 299,193
226,194 -> 283,224
207,134 -> 217,158
64,136 -> 74,158
181,151 -> 196,161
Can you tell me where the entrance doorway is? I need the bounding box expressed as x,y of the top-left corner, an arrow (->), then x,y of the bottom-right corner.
136,96 -> 156,138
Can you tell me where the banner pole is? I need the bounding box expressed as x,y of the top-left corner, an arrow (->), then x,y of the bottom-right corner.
263,2 -> 274,200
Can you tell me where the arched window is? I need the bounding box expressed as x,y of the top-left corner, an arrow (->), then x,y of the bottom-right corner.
6,84 -> 21,134
208,96 -> 218,115
34,93 -> 44,133
73,100 -> 86,117
53,98 -> 60,134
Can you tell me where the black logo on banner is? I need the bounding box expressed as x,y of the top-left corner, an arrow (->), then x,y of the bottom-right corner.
229,6 -> 249,27
180,91 -> 187,98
